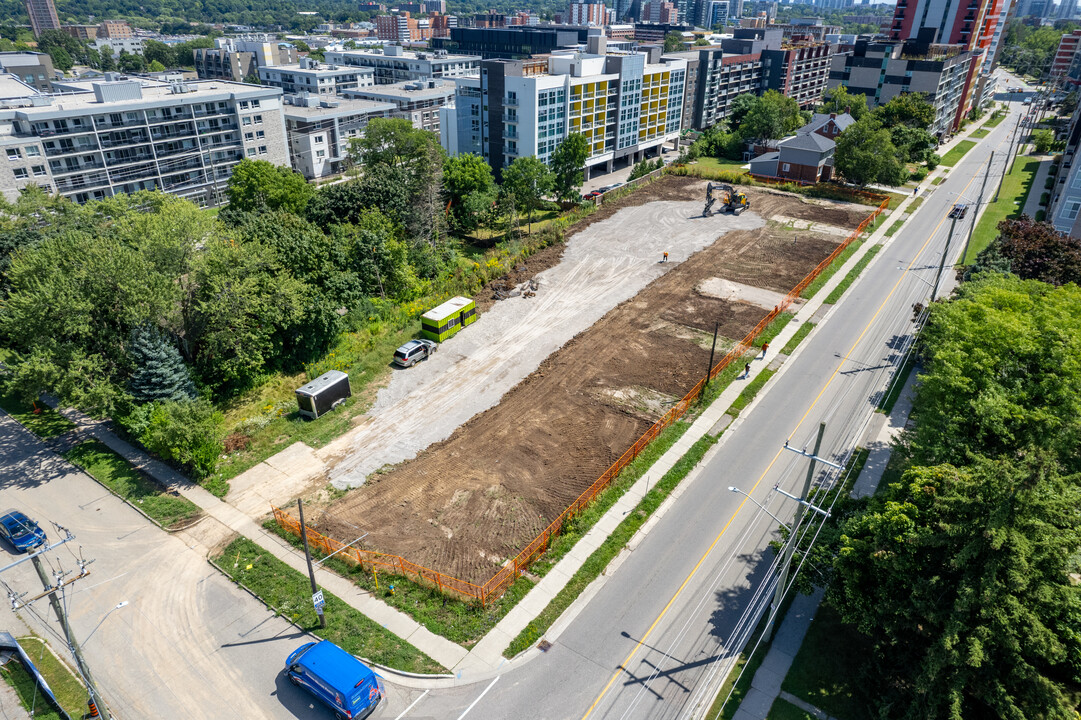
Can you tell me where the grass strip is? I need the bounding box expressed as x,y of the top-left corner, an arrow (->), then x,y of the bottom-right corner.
940,140 -> 977,167
983,112 -> 1007,129
213,536 -> 447,673
0,635 -> 87,720
800,238 -> 865,300
504,432 -> 720,658
878,354 -> 916,416
769,698 -> 818,720
823,244 -> 882,305
780,322 -> 815,356
964,157 -> 1042,263
730,369 -> 776,417
63,440 -> 201,528
781,602 -> 872,720
0,393 -> 75,439
885,219 -> 905,237
970,128 -> 990,139
908,195 -> 925,212
696,313 -> 793,410
932,176 -> 945,186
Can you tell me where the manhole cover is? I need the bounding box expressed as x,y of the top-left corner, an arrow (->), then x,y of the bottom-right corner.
537,639 -> 552,652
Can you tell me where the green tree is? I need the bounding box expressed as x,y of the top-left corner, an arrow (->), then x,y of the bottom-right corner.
834,117 -> 907,187
148,60 -> 166,72
185,237 -> 308,394
500,155 -> 552,230
874,92 -> 936,129
117,50 -> 146,74
336,209 -> 418,300
831,457 -> 1081,720
50,46 -> 73,72
305,168 -> 413,230
819,85 -> 868,120
225,159 -> 313,215
738,90 -> 804,140
127,324 -> 196,402
348,117 -> 440,171
140,398 -> 224,480
908,274 -> 1081,472
663,31 -> 685,52
549,133 -> 589,203
1033,127 -> 1055,154
890,124 -> 938,163
728,93 -> 758,127
143,39 -> 175,68
442,153 -> 497,233
99,45 -> 116,72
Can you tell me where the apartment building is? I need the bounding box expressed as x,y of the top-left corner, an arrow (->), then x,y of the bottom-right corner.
762,39 -> 834,108
0,75 -> 287,207
828,38 -> 971,138
432,26 -> 582,59
1053,29 -> 1081,77
643,1 -> 679,22
567,1 -> 608,24
23,0 -> 59,37
343,78 -> 455,134
282,94 -> 395,179
259,58 -> 375,96
688,46 -> 766,128
0,52 -> 55,92
194,37 -> 299,83
323,45 -> 480,84
442,44 -> 687,180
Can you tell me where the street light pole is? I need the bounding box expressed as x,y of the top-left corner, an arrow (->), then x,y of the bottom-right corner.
961,151 -> 993,266
931,217 -> 958,302
764,421 -> 826,643
297,499 -> 327,629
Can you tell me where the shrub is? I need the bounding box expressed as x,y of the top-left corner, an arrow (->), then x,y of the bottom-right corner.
140,399 -> 224,480
1040,191 -> 1050,207
926,153 -> 940,170
910,167 -> 929,182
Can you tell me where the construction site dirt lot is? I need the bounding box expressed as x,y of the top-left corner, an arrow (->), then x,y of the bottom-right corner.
317,177 -> 873,586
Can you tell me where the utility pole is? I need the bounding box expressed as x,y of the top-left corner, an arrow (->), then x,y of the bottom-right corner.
961,151 -> 993,266
704,322 -> 718,388
764,421 -> 825,642
931,217 -> 958,302
298,499 -> 327,629
29,555 -> 112,720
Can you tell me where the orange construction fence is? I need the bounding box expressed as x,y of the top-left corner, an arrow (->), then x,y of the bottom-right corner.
273,192 -> 890,606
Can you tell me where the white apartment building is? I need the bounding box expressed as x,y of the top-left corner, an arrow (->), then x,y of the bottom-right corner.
0,74 -> 287,207
442,45 -> 686,179
282,94 -> 395,179
259,57 -> 376,96
92,36 -> 144,56
343,78 -> 455,134
322,45 -> 480,85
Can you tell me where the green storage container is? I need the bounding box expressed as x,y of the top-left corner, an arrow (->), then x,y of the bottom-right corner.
420,296 -> 477,342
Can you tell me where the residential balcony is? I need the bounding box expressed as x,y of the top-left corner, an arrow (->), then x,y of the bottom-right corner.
33,124 -> 94,138
44,141 -> 100,158
151,125 -> 197,142
50,159 -> 105,174
54,172 -> 110,193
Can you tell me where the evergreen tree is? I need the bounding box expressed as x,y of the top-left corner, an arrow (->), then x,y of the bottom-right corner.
128,325 -> 195,402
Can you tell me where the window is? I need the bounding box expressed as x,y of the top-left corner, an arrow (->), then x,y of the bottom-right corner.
25,146 -> 40,157
782,163 -> 791,172
244,132 -> 254,141
253,114 -> 263,124
1061,199 -> 1081,221
6,148 -> 21,160
240,100 -> 249,109
252,99 -> 261,108
315,135 -> 324,144
13,168 -> 28,179
32,165 -> 46,177
247,147 -> 256,156
316,149 -> 325,158
258,145 -> 267,155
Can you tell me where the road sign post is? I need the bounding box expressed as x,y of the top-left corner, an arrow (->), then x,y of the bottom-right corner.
298,499 -> 327,629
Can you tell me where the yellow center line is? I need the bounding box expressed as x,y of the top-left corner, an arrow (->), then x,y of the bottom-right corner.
580,150 -> 996,720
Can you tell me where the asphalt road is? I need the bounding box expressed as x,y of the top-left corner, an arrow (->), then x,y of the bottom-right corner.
406,77 -> 1034,720
0,414 -> 416,720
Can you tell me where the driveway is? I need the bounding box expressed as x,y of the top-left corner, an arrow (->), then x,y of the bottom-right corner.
0,412 -> 416,720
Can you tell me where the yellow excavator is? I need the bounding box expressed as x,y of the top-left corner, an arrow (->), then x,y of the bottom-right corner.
703,182 -> 749,217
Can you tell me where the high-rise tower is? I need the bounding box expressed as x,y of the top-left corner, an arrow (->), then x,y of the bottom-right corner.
23,0 -> 60,37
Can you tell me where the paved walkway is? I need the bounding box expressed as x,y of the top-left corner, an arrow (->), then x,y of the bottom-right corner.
1021,153 -> 1053,218
36,146 -> 936,688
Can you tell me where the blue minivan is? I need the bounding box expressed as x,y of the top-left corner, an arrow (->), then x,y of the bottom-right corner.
285,640 -> 384,720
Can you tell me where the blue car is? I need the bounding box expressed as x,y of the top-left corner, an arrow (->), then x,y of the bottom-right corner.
286,640 -> 384,720
0,510 -> 46,552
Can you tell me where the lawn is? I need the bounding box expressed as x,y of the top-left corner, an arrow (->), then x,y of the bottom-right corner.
970,128 -> 990,139
63,440 -> 202,528
885,219 -> 905,237
940,140 -> 977,167
0,635 -> 88,720
693,156 -> 751,175
963,156 -> 1042,263
213,537 -> 446,674
0,393 -> 75,439
983,112 -> 1008,129
780,322 -> 815,356
781,602 -> 873,720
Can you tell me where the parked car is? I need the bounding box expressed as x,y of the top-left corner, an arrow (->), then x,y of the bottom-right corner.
286,640 -> 384,720
392,339 -> 437,368
0,510 -> 46,552
948,203 -> 968,219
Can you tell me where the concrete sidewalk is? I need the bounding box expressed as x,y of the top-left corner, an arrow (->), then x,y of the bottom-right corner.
1021,153 -> 1053,218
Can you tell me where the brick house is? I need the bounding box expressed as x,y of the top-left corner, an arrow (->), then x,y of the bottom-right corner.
749,131 -> 834,182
